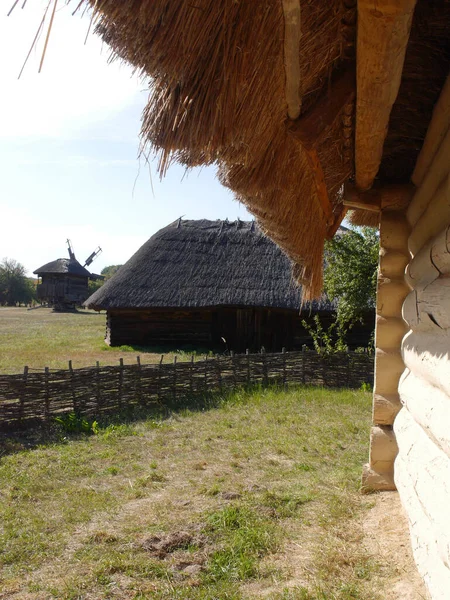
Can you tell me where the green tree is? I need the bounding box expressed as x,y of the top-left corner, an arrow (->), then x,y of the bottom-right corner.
323,226 -> 379,328
88,264 -> 123,295
0,258 -> 36,306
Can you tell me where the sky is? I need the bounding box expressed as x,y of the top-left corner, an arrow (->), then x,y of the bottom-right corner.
0,1 -> 250,276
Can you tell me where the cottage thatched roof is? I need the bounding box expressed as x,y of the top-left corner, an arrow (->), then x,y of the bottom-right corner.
85,219 -> 332,312
25,1 -> 448,297
34,258 -> 91,278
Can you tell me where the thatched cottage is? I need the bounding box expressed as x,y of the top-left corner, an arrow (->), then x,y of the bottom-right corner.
85,219 -> 370,351
57,0 -> 450,595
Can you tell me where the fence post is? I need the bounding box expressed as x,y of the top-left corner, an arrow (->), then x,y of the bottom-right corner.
246,349 -> 250,387
262,347 -> 268,387
96,361 -> 101,412
302,346 -> 306,385
216,355 -> 223,394
204,355 -> 208,393
346,351 -> 351,387
68,360 -> 77,413
173,355 -> 177,403
19,365 -> 28,424
136,356 -> 142,405
44,367 -> 50,424
230,350 -> 236,390
189,354 -> 194,395
118,358 -> 124,411
158,355 -> 164,403
282,348 -> 287,389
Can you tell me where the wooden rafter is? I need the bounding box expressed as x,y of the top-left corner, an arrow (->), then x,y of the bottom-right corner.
282,0 -> 302,119
355,0 -> 417,191
303,148 -> 334,223
343,182 -> 414,212
289,68 -> 355,150
327,206 -> 349,239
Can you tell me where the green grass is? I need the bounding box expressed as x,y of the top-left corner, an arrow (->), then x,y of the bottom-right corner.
0,307 -> 201,373
0,385 -> 389,599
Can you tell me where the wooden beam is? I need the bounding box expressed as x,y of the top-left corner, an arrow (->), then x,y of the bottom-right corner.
289,68 -> 355,150
327,206 -> 348,239
282,0 -> 302,120
355,0 -> 417,191
343,182 -> 413,212
412,74 -> 450,187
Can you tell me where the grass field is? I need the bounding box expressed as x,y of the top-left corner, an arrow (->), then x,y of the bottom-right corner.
0,385 -> 392,600
0,307 -> 187,374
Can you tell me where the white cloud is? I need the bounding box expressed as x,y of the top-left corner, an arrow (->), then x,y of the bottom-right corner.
0,2 -> 146,139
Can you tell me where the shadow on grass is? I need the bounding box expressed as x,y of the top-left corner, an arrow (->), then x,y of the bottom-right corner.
0,385 -> 259,459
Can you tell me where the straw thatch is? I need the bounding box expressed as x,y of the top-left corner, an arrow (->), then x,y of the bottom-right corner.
74,0 -> 448,292
85,219 -> 331,312
34,258 -> 91,278
80,0 -> 357,299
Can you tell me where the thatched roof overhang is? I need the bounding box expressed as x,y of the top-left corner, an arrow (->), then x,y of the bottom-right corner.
84,219 -> 334,313
76,0 -> 450,296
34,258 -> 92,278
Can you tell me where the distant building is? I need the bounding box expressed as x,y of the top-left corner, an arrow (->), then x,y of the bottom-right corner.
85,219 -> 373,351
34,243 -> 102,310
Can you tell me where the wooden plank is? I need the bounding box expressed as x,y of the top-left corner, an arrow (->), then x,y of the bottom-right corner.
327,206 -> 348,239
289,69 -> 355,150
412,74 -> 450,187
343,183 -> 413,212
355,0 -> 417,191
282,0 -> 302,119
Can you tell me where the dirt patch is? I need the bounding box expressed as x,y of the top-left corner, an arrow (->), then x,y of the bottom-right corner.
363,491 -> 430,600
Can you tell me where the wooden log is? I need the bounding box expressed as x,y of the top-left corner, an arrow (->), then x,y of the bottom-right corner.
408,128 -> 450,229
412,75 -> 450,187
44,367 -> 50,423
376,278 -> 410,318
409,175 -> 450,256
361,463 -> 396,492
399,369 -> 450,458
403,279 -> 450,333
289,68 -> 355,150
343,183 -> 413,212
369,425 -> 398,474
395,450 -> 450,599
402,330 -> 450,398
395,408 -> 450,576
19,366 -> 28,424
355,0 -> 417,191
374,316 -> 407,349
282,0 -> 302,119
404,226 -> 449,289
373,392 -> 401,426
373,348 -> 405,396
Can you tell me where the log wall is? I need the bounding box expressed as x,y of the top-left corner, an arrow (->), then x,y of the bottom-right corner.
106,308 -> 374,353
362,197 -> 410,490
393,85 -> 450,598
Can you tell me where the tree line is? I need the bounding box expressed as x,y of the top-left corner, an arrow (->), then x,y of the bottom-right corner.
0,258 -> 36,306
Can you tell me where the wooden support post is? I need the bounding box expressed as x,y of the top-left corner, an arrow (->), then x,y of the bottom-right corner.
19,365 -> 28,424
172,355 -> 177,403
355,0 -> 417,191
282,0 -> 302,119
68,360 -> 77,413
96,361 -> 101,412
136,356 -> 142,406
44,366 -> 50,424
118,358 -> 124,411
362,196 -> 411,491
189,354 -> 194,395
246,349 -> 251,387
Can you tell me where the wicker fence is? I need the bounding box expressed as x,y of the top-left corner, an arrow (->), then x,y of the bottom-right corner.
0,350 -> 373,430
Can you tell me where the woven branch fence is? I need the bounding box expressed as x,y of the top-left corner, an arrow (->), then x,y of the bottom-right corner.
0,350 -> 373,431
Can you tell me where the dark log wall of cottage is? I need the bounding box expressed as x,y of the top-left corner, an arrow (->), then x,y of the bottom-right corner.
105,308 -> 374,352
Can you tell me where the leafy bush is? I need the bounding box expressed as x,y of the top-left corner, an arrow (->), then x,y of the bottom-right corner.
55,412 -> 99,435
